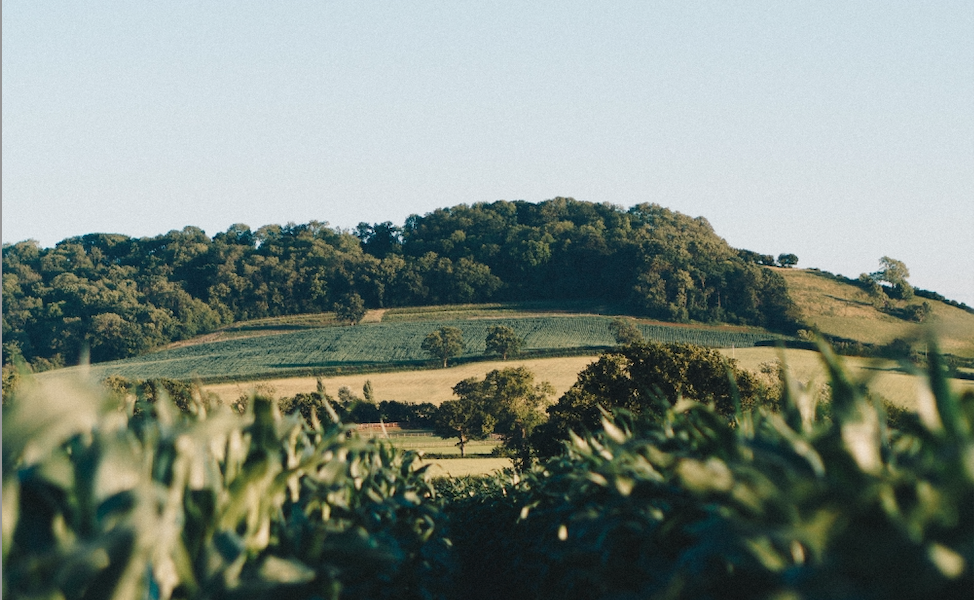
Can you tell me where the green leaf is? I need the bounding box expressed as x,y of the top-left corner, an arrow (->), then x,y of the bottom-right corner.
258,555 -> 316,584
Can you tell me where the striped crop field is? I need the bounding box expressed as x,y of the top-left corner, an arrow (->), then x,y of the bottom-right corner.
61,316 -> 791,383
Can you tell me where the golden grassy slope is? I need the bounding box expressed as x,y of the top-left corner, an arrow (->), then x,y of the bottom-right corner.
204,355 -> 600,407
205,348 -> 974,414
722,347 -> 974,411
775,268 -> 974,358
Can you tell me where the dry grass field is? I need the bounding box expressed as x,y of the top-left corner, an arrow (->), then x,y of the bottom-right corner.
776,267 -> 974,358
418,457 -> 512,478
722,346 -> 974,410
206,348 -> 974,413
204,354 -> 601,406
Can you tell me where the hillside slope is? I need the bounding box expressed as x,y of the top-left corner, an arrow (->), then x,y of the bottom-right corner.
57,314 -> 788,383
776,267 -> 974,358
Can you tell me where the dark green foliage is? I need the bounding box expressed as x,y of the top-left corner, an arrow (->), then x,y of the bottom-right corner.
914,287 -> 974,315
4,199 -> 803,368
276,389 -> 436,429
737,248 -> 776,266
484,324 -> 523,360
905,301 -> 933,323
777,252 -> 799,267
334,292 -> 367,325
433,398 -> 496,458
355,221 -> 403,258
375,400 -> 438,428
532,341 -> 763,460
870,256 -> 915,300
2,376 -> 449,600
422,326 -> 465,368
607,316 -> 643,345
442,342 -> 974,600
450,367 -> 554,470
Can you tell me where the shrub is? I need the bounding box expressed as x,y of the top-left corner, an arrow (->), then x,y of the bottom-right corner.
531,341 -> 763,460
442,341 -> 974,599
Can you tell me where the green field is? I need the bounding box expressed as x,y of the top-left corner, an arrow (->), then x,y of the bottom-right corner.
356,430 -> 509,477
358,430 -> 499,456
66,315 -> 790,382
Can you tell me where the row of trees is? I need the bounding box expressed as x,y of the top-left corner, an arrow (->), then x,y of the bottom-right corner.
420,324 -> 524,368
3,198 -> 802,367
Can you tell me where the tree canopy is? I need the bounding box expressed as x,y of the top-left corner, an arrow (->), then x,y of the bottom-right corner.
608,317 -> 643,345
2,198 -> 802,368
451,367 -> 553,469
870,256 -> 914,300
334,292 -> 367,325
422,326 -> 465,368
530,341 -> 763,460
432,398 -> 496,458
777,253 -> 799,268
484,325 -> 523,360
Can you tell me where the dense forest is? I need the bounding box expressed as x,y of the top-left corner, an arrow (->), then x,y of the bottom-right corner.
2,198 -> 801,366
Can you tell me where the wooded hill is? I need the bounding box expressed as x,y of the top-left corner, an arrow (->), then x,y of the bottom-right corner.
3,198 -> 803,367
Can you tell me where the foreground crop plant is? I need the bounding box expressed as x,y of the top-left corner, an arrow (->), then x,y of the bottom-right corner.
439,339 -> 974,600
2,373 -> 449,600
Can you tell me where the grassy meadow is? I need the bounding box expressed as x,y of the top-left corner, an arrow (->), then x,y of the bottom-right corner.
722,346 -> 974,410
355,430 -> 509,477
776,267 -> 974,357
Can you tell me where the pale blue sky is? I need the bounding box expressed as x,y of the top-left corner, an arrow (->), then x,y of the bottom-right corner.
3,2 -> 972,305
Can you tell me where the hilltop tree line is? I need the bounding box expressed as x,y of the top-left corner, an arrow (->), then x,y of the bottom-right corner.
3,198 -> 801,367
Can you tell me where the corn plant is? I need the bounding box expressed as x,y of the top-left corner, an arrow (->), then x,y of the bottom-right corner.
2,373 -> 448,600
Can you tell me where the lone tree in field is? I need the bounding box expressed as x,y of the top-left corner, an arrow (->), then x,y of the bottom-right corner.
608,317 -> 643,346
870,256 -> 914,300
451,367 -> 553,469
777,253 -> 799,268
422,326 -> 465,368
334,292 -> 366,325
485,325 -> 523,360
432,397 -> 495,458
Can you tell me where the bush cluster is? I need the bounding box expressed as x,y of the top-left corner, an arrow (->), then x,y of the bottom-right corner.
439,344 -> 974,599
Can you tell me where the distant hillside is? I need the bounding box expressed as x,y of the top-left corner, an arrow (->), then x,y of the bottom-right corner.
3,198 -> 801,368
777,267 -> 974,359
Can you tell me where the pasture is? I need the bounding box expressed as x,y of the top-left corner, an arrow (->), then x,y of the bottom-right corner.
356,430 -> 509,478
776,267 -> 974,357
205,349 -> 974,414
